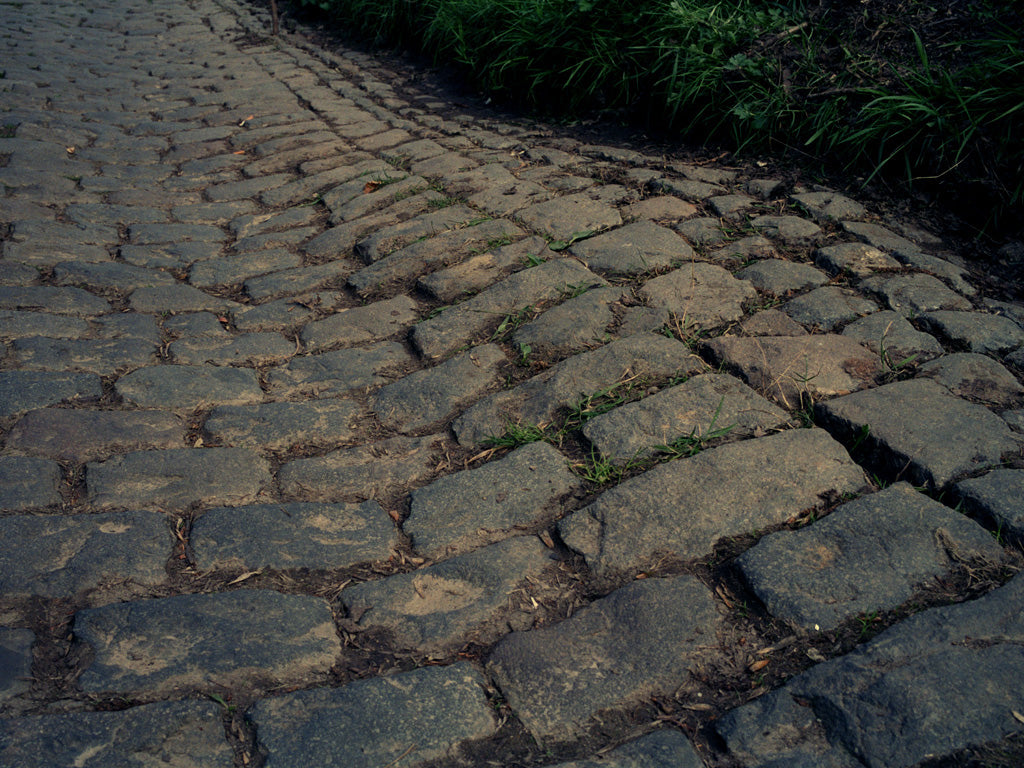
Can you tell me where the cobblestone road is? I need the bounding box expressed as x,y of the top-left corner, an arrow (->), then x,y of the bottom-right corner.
2,0 -> 1023,765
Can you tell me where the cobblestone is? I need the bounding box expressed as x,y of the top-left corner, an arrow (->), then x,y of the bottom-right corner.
0,701 -> 234,767
0,456 -> 63,511
74,590 -> 339,694
341,535 -> 554,653
737,482 -> 1004,630
191,500 -> 396,571
406,441 -> 583,559
2,0 -> 1022,763
0,629 -> 33,703
250,663 -> 497,768
87,447 -> 272,510
115,364 -> 263,410
412,258 -> 606,360
560,429 -> 865,580
0,510 -> 170,598
5,409 -> 184,462
488,576 -> 721,744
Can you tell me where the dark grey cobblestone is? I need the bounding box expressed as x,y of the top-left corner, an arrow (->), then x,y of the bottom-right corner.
561,429 -> 866,580
191,500 -> 396,571
0,629 -> 34,703
0,700 -> 234,767
87,448 -> 272,510
0,510 -> 171,598
488,575 -> 721,744
74,590 -> 339,694
6,409 -> 184,462
250,663 -> 497,768
0,370 -> 102,419
2,0 -> 1022,763
342,535 -> 554,653
115,364 -> 263,410
717,574 -> 1024,768
279,434 -> 444,502
0,456 -> 63,511
407,441 -> 583,559
737,482 -> 1004,630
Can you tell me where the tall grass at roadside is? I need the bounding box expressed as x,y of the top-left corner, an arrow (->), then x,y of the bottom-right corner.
292,0 -> 1024,227
827,26 -> 1024,210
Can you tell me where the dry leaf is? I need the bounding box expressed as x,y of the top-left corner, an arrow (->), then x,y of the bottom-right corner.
680,702 -> 713,711
748,658 -> 770,673
228,571 -> 261,585
363,180 -> 383,194
1013,710 -> 1024,724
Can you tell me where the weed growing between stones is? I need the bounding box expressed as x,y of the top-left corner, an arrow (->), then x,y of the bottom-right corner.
489,304 -> 538,341
381,152 -> 411,171
515,341 -> 532,367
654,397 -> 735,459
481,420 -> 549,450
563,377 -> 643,430
878,334 -> 920,382
547,229 -> 595,252
427,195 -> 460,209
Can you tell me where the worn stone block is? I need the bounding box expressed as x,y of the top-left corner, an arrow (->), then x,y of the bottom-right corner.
412,259 -> 606,360
517,192 -> 623,241
956,469 -> 1024,545
0,370 -> 102,419
704,334 -> 882,409
75,590 -> 339,695
815,378 -> 1019,490
0,510 -> 170,598
279,435 -> 443,502
87,448 -> 272,510
561,429 -> 865,579
544,730 -> 705,768
861,273 -> 971,315
191,501 -> 396,571
0,701 -> 234,767
918,352 -> 1024,405
6,408 -> 184,463
250,663 -> 496,768
300,295 -> 418,351
454,335 -> 703,447
342,536 -> 553,653
736,259 -> 828,297
783,286 -> 877,330
406,442 -> 583,559
349,218 -> 526,298
567,221 -> 694,275
640,262 -> 757,331
0,629 -> 34,702
115,364 -> 263,410
168,332 -> 295,367
371,345 -> 506,434
202,399 -> 359,450
717,574 -> 1024,768
488,576 -> 721,744
738,482 -> 1004,630
582,372 -> 789,461
11,337 -> 157,375
0,456 -> 62,511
